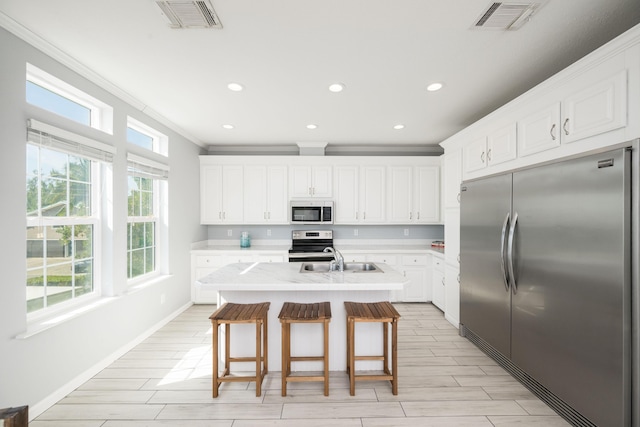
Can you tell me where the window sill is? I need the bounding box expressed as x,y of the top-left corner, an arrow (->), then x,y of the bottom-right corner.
17,274 -> 173,340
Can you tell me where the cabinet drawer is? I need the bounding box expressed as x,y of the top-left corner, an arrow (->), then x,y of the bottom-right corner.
343,253 -> 367,263
195,267 -> 217,279
401,255 -> 429,266
195,255 -> 225,268
368,254 -> 398,266
257,254 -> 285,263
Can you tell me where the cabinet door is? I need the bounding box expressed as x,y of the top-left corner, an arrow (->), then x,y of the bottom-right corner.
290,166 -> 312,197
266,166 -> 288,223
200,164 -> 223,224
562,70 -> 627,144
444,149 -> 462,209
463,137 -> 487,174
518,103 -> 561,157
445,264 -> 460,327
432,258 -> 445,310
222,165 -> 244,223
444,208 -> 460,267
243,165 -> 268,223
414,166 -> 440,223
487,123 -> 517,166
403,268 -> 428,302
334,166 -> 359,223
387,166 -> 412,223
311,166 -> 333,197
360,166 -> 385,223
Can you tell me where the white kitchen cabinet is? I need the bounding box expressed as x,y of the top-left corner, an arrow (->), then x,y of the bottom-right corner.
463,123 -> 517,175
443,149 -> 462,209
387,165 -> 440,223
444,209 -> 460,267
517,102 -> 562,157
432,255 -> 445,311
445,263 -> 460,327
200,164 -> 243,224
290,165 -> 332,198
561,69 -> 627,144
243,165 -> 288,224
399,254 -> 431,302
367,254 -> 400,302
333,165 -> 386,223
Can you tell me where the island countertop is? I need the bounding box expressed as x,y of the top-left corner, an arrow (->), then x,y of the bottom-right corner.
196,261 -> 409,291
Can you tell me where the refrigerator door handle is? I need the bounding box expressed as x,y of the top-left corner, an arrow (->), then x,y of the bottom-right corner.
507,212 -> 518,293
500,212 -> 511,292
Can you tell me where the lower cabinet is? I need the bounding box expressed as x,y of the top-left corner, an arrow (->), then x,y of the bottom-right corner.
444,263 -> 460,327
432,255 -> 445,310
191,250 -> 287,303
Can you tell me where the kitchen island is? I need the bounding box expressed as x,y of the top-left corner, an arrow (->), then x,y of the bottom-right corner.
196,261 -> 408,371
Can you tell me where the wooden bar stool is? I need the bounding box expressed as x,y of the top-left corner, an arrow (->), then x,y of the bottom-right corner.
209,302 -> 270,397
278,301 -> 332,396
345,301 -> 401,396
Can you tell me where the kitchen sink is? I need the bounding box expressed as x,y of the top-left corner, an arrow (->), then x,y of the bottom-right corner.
299,262 -> 382,273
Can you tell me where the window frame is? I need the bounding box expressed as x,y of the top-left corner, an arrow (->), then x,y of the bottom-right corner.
26,63 -> 114,134
127,116 -> 168,156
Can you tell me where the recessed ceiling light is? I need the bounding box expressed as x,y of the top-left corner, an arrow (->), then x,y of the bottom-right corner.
227,83 -> 244,92
306,124 -> 318,129
393,124 -> 405,130
222,124 -> 234,129
329,83 -> 345,93
427,82 -> 444,92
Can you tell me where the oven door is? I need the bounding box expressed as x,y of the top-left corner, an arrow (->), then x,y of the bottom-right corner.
288,252 -> 335,263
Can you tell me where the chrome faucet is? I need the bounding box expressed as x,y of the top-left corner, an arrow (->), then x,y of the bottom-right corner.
323,247 -> 344,272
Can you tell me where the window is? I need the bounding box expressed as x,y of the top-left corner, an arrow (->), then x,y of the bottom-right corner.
26,63 -> 114,134
127,117 -> 168,156
127,154 -> 169,281
26,120 -> 115,314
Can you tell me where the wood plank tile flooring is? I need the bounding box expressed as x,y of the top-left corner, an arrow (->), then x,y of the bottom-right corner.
32,303 -> 571,426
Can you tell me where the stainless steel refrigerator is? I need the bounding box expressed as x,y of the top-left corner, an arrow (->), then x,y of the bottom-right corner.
460,141 -> 639,427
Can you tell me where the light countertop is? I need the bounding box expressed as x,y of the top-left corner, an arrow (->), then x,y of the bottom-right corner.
195,261 -> 408,291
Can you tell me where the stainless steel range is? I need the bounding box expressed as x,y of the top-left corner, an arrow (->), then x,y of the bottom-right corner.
288,230 -> 335,262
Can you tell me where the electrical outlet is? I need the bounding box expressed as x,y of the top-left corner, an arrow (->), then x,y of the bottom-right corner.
227,229 -> 232,237
353,229 -> 358,236
267,229 -> 271,237
404,228 -> 409,236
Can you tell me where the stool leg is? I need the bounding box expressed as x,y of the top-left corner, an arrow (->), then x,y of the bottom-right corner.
281,322 -> 288,396
392,318 -> 398,395
263,313 -> 268,374
255,320 -> 262,397
224,323 -> 231,376
324,319 -> 330,396
348,318 -> 355,396
383,321 -> 389,375
212,320 -> 219,398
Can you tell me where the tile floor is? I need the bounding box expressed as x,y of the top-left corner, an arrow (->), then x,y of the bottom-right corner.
32,303 -> 571,426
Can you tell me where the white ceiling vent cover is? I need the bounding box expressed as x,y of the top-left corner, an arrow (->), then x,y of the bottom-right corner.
155,1 -> 222,29
473,2 -> 539,30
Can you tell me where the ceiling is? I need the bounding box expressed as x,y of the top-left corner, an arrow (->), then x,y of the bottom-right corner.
1,1 -> 639,151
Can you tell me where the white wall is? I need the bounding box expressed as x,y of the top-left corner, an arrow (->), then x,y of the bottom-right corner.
0,27 -> 207,414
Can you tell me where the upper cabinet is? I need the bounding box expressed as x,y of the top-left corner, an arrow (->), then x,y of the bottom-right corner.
463,123 -> 517,175
387,165 -> 440,223
290,165 -> 332,198
243,165 -> 288,224
518,70 -> 627,158
443,149 -> 462,209
334,165 -> 386,223
200,164 -> 243,224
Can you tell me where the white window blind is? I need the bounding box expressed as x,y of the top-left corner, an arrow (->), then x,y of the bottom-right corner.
127,152 -> 169,180
27,119 -> 116,163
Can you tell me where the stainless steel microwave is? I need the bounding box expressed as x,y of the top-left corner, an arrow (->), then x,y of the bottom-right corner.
289,200 -> 334,224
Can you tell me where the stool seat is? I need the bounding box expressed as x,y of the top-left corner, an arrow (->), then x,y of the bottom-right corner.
209,302 -> 270,397
345,301 -> 400,395
279,302 -> 331,396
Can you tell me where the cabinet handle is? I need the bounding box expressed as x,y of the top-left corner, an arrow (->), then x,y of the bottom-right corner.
457,193 -> 461,203
442,277 -> 445,285
268,212 -> 271,219
409,212 -> 412,220
487,148 -> 492,162
563,118 -> 570,135
457,254 -> 460,263
223,212 -> 226,219
363,212 -> 366,220
309,187 -> 312,196
550,123 -> 557,140
480,151 -> 485,163
417,212 -> 420,220
457,274 -> 460,283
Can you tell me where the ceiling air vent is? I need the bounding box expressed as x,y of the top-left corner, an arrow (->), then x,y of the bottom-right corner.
155,0 -> 222,29
473,2 -> 539,30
